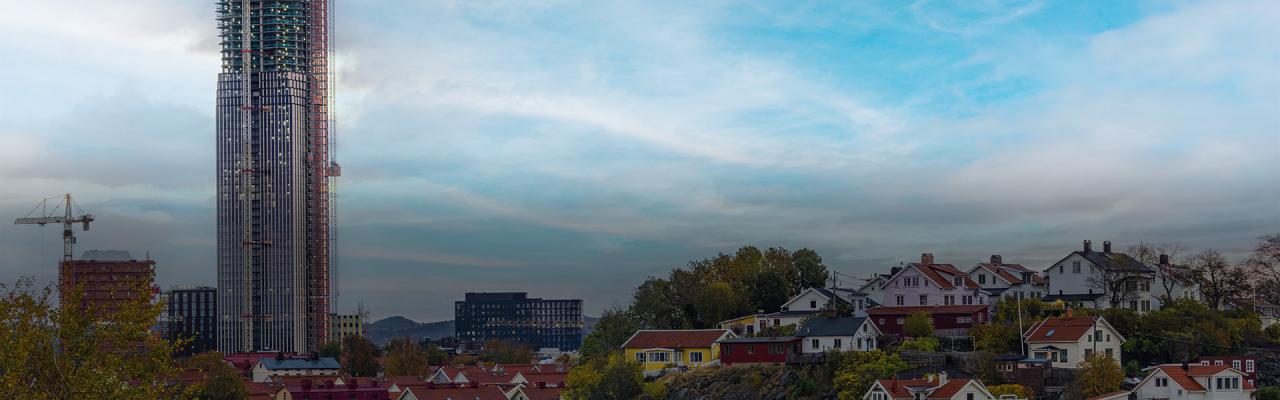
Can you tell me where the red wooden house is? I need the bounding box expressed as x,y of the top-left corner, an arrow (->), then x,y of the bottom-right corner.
869,305 -> 988,336
717,336 -> 801,366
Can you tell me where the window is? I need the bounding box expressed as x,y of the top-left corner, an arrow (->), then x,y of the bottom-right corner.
957,316 -> 972,324
896,295 -> 904,306
811,339 -> 819,349
1233,360 -> 1241,371
858,338 -> 864,349
1059,350 -> 1067,362
920,295 -> 928,304
768,343 -> 786,355
689,352 -> 703,363
896,318 -> 905,325
1072,262 -> 1081,273
979,274 -> 986,284
650,352 -> 669,363
944,296 -> 955,305
967,394 -> 974,400
1106,348 -> 1113,357
1130,300 -> 1138,310
1085,349 -> 1094,357
1059,265 -> 1064,273
834,339 -> 842,349
723,345 -> 733,355
636,353 -> 647,363
1215,360 -> 1224,366
962,296 -> 972,305
1246,360 -> 1255,372
954,276 -> 964,286
746,345 -> 755,355
810,300 -> 817,309
1155,377 -> 1168,387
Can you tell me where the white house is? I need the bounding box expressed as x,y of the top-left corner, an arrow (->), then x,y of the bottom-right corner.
863,372 -> 995,400
1024,316 -> 1124,369
250,357 -> 340,383
1043,240 -> 1160,312
1130,364 -> 1255,400
795,315 -> 881,353
857,273 -> 893,307
1151,254 -> 1200,303
966,255 -> 1047,302
882,253 -> 985,307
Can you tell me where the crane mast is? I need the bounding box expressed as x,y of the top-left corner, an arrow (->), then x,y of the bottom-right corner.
13,193 -> 95,262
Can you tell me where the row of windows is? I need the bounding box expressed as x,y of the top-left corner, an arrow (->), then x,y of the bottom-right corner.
635,351 -> 703,363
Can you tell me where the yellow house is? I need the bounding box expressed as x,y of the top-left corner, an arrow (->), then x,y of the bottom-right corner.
717,314 -> 765,335
621,329 -> 734,376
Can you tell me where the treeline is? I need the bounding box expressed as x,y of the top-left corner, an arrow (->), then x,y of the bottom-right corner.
581,246 -> 830,360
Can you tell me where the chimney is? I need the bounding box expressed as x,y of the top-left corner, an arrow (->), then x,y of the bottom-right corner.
1182,360 -> 1189,371
921,253 -> 935,264
938,371 -> 948,386
990,255 -> 1002,265
1159,254 -> 1170,265
1083,240 -> 1092,253
1103,241 -> 1112,253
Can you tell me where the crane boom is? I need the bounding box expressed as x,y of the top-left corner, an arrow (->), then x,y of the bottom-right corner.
13,193 -> 95,262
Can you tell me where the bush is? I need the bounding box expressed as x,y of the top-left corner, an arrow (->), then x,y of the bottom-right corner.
1256,387 -> 1280,400
900,337 -> 940,352
905,312 -> 934,337
988,384 -> 1034,400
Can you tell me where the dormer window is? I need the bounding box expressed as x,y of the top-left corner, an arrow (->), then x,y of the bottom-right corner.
954,276 -> 964,286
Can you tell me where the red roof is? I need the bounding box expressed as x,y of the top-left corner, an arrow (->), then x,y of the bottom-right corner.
518,386 -> 565,400
868,305 -> 988,315
518,372 -> 568,386
399,385 -> 508,400
876,378 -> 977,400
908,263 -> 979,289
1154,364 -> 1254,391
1026,317 -> 1098,343
381,375 -> 427,389
621,330 -> 729,349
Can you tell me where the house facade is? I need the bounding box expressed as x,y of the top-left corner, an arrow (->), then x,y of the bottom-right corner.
795,316 -> 881,353
1198,356 -> 1260,388
252,357 -> 341,383
869,305 -> 988,337
1024,316 -> 1124,369
1042,240 -> 1160,312
621,329 -> 732,376
966,255 -> 1047,302
717,336 -> 802,366
1131,364 -> 1255,400
882,254 -> 985,308
863,373 -> 995,400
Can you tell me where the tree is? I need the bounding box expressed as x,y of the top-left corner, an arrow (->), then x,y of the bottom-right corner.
1127,242 -> 1188,301
1245,234 -> 1280,305
1190,250 -> 1251,310
340,335 -> 380,377
184,352 -> 247,400
899,337 -> 940,352
383,337 -> 429,376
1075,353 -> 1123,399
904,311 -> 934,338
425,343 -> 449,367
480,340 -> 534,364
1257,387 -> 1280,400
1087,266 -> 1149,309
0,278 -> 186,399
988,384 -> 1034,400
631,278 -> 685,329
793,248 -> 829,290
581,308 -> 641,361
833,350 -> 908,400
564,352 -> 644,400
317,341 -> 342,358
972,323 -> 1021,354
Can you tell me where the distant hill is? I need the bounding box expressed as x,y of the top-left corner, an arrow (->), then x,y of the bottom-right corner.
366,315 -> 600,347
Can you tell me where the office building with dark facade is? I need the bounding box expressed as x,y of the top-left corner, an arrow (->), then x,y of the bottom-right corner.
455,292 -> 583,351
164,286 -> 218,356
214,0 -> 338,354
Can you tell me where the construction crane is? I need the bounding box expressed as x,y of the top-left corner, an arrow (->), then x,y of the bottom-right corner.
14,193 -> 95,262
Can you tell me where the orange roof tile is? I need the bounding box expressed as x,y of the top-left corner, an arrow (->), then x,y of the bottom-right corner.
622,330 -> 729,349
1026,317 -> 1098,343
1155,364 -> 1254,392
876,378 -> 978,400
868,305 -> 988,315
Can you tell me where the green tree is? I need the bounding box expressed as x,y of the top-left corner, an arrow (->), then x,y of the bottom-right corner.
341,335 -> 381,377
317,341 -> 342,358
972,323 -> 1021,354
564,352 -> 644,400
383,337 -> 429,376
904,311 -> 934,338
1256,387 -> 1280,400
793,248 -> 829,290
899,337 -> 940,352
480,340 -> 535,364
0,278 -> 186,399
988,384 -> 1034,400
833,350 -> 908,400
1075,353 -> 1123,399
425,343 -> 449,366
184,351 -> 247,400
581,308 -> 641,361
631,278 -> 685,329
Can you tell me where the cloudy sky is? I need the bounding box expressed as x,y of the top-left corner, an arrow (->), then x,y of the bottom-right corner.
0,0 -> 1277,322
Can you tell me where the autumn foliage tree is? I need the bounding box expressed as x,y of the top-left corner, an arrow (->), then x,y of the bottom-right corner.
341,335 -> 381,377
1075,353 -> 1123,399
383,337 -> 429,376
833,350 -> 908,400
563,352 -> 644,400
183,351 -> 247,400
0,278 -> 185,399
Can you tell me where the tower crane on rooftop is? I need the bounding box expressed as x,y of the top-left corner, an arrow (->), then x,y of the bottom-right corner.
14,193 -> 95,262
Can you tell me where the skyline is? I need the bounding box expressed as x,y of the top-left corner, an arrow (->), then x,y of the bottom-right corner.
1,0 -> 1278,323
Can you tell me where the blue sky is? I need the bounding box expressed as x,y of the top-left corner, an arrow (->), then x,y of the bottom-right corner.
0,0 -> 1277,322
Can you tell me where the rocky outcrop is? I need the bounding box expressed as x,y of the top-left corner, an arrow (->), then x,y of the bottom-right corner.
664,365 -> 836,400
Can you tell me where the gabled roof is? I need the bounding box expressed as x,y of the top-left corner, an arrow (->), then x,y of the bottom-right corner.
1144,364 -> 1255,392
1025,316 -> 1124,344
873,378 -> 985,400
257,357 -> 340,370
868,305 -> 988,316
515,386 -> 564,400
718,336 -> 801,344
513,371 -> 567,386
971,263 -> 1045,286
901,263 -> 980,290
1047,250 -> 1155,274
783,287 -> 863,310
621,329 -> 731,349
400,385 -> 508,400
796,316 -> 877,337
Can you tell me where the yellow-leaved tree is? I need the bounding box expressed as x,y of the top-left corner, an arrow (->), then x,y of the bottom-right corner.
1076,352 -> 1124,398
0,277 -> 185,399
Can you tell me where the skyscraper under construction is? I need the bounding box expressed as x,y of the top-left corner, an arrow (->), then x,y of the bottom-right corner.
215,0 -> 338,354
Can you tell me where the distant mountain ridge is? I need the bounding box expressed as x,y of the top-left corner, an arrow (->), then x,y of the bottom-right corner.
366,315 -> 599,347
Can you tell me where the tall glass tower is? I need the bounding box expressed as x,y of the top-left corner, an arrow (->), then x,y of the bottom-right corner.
215,0 -> 336,354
